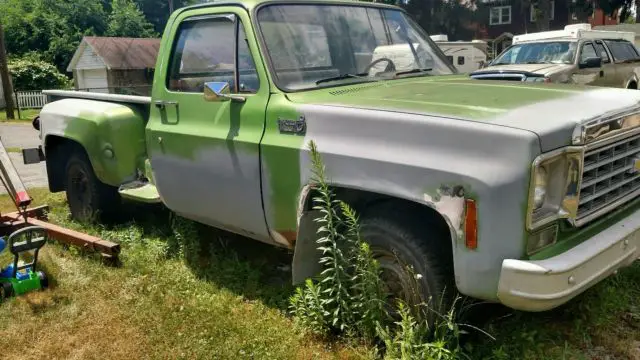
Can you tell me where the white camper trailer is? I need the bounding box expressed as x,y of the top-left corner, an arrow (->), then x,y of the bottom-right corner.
430,35 -> 488,73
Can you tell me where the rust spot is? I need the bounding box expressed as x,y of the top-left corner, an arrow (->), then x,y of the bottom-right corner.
280,230 -> 297,245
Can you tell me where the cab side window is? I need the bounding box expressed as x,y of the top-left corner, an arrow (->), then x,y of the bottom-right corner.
167,15 -> 259,94
604,39 -> 640,62
580,43 -> 597,63
594,41 -> 610,63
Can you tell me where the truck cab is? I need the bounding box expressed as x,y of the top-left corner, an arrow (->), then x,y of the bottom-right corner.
31,0 -> 640,313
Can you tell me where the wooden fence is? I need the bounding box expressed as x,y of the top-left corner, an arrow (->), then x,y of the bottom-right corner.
15,91 -> 48,109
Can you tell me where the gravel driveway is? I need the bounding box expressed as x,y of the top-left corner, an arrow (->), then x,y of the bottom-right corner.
0,123 -> 48,194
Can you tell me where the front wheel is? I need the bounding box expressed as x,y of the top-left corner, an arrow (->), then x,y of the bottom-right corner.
64,151 -> 120,223
360,208 -> 455,319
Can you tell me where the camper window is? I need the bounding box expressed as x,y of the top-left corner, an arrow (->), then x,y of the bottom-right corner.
457,56 -> 465,65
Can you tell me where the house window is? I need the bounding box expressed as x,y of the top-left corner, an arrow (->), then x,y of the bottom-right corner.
490,6 -> 511,25
531,1 -> 555,22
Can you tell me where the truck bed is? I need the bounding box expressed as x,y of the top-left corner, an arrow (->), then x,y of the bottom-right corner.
43,90 -> 151,105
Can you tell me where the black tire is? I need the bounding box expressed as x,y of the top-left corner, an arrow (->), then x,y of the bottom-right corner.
64,150 -> 120,223
37,271 -> 48,289
0,282 -> 13,299
360,206 -> 455,318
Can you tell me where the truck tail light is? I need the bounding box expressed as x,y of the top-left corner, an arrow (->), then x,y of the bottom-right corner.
464,199 -> 478,250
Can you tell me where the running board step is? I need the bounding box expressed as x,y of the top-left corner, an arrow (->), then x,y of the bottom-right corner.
118,181 -> 161,203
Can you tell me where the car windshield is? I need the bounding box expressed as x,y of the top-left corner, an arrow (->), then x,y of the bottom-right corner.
256,4 -> 455,91
492,41 -> 577,65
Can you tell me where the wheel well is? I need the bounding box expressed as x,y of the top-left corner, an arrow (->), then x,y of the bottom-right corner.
628,81 -> 638,89
44,136 -> 86,193
293,186 -> 456,284
302,186 -> 454,252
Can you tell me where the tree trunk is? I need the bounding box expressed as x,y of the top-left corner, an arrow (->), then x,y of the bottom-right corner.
0,18 -> 15,120
636,0 -> 640,23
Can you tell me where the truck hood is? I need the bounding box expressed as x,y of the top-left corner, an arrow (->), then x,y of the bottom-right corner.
286,76 -> 640,152
469,63 -> 573,77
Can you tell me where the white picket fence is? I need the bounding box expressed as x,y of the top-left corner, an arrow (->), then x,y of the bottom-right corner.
15,91 -> 48,109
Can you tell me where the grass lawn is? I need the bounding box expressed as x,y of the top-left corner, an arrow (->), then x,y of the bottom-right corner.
0,108 -> 40,123
0,189 -> 638,359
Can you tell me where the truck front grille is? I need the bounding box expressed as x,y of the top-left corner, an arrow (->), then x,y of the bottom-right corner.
577,133 -> 640,222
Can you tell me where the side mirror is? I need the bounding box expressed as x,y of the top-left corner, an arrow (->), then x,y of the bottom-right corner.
204,81 -> 245,103
579,57 -> 602,69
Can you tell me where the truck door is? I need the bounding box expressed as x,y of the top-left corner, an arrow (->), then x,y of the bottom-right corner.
146,8 -> 271,242
575,41 -> 606,86
593,40 -> 617,87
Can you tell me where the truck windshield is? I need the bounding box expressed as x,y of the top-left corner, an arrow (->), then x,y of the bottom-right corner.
256,4 -> 455,91
492,41 -> 577,65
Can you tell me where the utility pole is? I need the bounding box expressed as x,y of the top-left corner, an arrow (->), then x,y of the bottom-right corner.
0,17 -> 15,120
168,0 -> 174,14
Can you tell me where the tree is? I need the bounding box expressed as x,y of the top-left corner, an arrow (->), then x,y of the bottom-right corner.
134,0 -> 199,33
107,0 -> 158,38
0,17 -> 15,119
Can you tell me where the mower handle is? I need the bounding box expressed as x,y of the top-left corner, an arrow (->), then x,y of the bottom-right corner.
8,226 -> 48,277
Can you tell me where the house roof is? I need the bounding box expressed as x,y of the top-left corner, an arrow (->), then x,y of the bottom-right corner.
67,36 -> 161,72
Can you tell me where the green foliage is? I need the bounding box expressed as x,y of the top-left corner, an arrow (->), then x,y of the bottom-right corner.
107,0 -> 157,38
376,299 -> 473,360
8,58 -> 72,91
289,140 -> 388,342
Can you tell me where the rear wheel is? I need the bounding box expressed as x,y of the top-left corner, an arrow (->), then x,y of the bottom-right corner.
64,151 -> 120,223
37,271 -> 48,289
360,207 -> 455,319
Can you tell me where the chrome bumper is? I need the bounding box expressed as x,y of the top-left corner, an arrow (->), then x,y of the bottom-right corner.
497,210 -> 640,312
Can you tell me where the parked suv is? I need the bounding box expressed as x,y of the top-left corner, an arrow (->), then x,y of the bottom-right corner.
470,24 -> 640,89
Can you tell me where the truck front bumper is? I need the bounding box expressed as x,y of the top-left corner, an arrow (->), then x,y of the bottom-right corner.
497,210 -> 640,312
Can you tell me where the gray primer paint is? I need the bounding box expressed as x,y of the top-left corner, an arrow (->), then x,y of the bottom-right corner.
491,87 -> 640,151
296,104 -> 541,301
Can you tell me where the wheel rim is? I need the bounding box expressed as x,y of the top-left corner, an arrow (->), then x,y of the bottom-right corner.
68,163 -> 92,221
372,248 -> 426,310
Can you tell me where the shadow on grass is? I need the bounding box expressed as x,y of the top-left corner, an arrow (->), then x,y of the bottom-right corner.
105,201 -> 296,311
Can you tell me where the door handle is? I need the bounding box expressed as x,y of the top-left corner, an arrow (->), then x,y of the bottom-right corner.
154,100 -> 178,110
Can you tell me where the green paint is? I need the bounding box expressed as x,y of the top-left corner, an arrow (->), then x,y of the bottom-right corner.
261,94 -> 305,232
119,183 -> 161,203
528,198 -> 640,260
287,76 -> 591,120
60,105 -> 147,186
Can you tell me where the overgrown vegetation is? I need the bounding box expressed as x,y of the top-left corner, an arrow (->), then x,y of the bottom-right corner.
290,141 -> 471,359
8,58 -> 72,91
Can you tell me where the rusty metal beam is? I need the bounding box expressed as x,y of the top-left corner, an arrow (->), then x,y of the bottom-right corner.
1,212 -> 120,258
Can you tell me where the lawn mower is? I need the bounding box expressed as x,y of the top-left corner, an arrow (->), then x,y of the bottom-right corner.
0,226 -> 49,299
0,134 -> 120,301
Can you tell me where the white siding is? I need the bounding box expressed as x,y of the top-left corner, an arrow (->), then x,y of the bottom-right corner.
75,44 -> 106,70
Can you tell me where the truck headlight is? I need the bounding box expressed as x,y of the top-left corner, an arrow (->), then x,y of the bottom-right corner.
525,76 -> 550,83
527,147 -> 584,230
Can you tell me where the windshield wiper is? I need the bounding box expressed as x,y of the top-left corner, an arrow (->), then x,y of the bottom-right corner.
315,73 -> 368,85
394,68 -> 433,77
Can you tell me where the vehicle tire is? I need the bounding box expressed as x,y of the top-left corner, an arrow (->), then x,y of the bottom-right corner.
37,271 -> 49,289
0,282 -> 13,299
359,206 -> 455,319
64,150 -> 120,223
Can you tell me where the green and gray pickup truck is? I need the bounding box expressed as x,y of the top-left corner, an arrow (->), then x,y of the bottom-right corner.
24,0 -> 639,312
